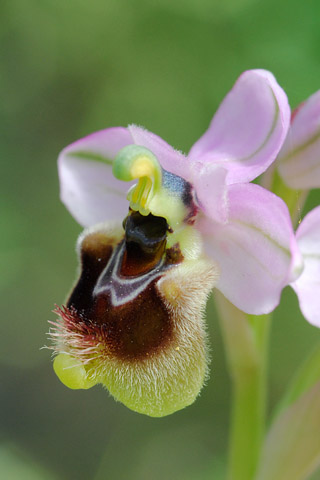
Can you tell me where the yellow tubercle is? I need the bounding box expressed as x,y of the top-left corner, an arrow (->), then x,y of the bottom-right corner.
53,353 -> 97,390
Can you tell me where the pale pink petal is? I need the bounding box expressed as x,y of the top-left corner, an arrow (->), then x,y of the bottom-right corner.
191,163 -> 229,224
58,127 -> 134,227
278,91 -> 320,189
189,70 -> 290,184
198,183 -> 302,314
291,206 -> 320,327
128,125 -> 189,179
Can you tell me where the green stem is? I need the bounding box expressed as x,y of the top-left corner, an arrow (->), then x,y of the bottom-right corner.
215,292 -> 271,480
215,166 -> 308,479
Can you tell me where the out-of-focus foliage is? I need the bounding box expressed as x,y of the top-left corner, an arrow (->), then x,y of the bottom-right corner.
1,0 -> 320,478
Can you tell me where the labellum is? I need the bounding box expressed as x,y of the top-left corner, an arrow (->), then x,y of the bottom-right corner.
51,145 -> 219,417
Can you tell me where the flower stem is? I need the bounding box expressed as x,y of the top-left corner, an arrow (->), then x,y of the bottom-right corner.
214,292 -> 271,480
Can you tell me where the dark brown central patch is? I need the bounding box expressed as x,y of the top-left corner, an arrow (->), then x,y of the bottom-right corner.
66,220 -> 182,361
88,281 -> 171,359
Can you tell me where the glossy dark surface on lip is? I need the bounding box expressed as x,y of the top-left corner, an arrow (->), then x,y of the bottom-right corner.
124,211 -> 168,254
121,212 -> 168,276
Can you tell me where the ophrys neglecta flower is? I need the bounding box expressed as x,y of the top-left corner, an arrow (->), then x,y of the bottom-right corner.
50,70 -> 302,417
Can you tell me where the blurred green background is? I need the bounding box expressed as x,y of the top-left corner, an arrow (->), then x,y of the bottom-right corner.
2,0 -> 320,478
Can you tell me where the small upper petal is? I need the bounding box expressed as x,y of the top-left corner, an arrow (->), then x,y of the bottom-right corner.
278,91 -> 320,189
58,127 -> 134,227
191,163 -> 229,224
291,206 -> 320,327
198,183 -> 302,314
189,69 -> 290,184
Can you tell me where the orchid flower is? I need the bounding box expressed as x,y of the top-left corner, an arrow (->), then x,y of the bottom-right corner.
51,69 -> 302,417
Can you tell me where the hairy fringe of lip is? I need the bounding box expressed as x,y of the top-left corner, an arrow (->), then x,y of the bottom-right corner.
48,221 -> 219,417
